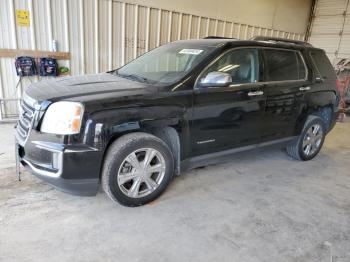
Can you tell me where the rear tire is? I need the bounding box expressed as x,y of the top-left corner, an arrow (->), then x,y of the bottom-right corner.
286,116 -> 326,161
102,132 -> 174,206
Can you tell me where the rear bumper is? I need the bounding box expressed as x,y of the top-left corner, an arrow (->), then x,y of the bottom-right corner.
16,139 -> 102,196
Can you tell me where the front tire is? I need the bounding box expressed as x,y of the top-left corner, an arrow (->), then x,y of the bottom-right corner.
286,116 -> 326,161
102,132 -> 174,206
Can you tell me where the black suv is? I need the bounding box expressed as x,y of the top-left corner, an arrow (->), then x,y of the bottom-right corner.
15,37 -> 339,206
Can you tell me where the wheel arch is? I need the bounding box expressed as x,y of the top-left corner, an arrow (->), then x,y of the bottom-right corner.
98,121 -> 182,180
295,90 -> 338,135
86,104 -> 188,180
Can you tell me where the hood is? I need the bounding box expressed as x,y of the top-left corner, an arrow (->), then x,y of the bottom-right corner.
25,73 -> 153,103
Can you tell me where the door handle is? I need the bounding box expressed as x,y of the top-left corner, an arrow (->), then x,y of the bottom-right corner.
299,86 -> 311,91
248,91 -> 264,96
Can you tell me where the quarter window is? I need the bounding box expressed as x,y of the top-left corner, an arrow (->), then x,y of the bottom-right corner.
263,49 -> 306,81
200,48 -> 259,84
310,50 -> 336,80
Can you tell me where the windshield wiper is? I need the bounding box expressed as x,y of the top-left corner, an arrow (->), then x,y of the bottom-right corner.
108,69 -> 118,75
118,73 -> 150,84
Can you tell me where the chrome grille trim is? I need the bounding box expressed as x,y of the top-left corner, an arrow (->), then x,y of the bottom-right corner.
17,124 -> 27,138
21,102 -> 34,118
19,116 -> 30,127
16,96 -> 36,146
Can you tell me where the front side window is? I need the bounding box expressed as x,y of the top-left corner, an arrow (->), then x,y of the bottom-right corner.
200,48 -> 260,85
116,43 -> 214,85
263,49 -> 306,81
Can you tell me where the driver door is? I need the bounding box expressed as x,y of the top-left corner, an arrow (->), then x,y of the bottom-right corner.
191,48 -> 266,156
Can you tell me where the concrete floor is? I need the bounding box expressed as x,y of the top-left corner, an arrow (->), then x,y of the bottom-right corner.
0,121 -> 350,262
0,123 -> 16,170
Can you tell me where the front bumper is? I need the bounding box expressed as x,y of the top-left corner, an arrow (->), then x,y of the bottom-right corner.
16,134 -> 102,196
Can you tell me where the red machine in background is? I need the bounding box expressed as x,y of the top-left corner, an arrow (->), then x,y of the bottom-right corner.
335,58 -> 350,121
336,78 -> 349,121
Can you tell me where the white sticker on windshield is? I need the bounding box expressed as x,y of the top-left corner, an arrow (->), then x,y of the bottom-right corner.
179,49 -> 203,55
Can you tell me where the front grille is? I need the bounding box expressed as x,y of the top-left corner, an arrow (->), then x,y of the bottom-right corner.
16,99 -> 35,145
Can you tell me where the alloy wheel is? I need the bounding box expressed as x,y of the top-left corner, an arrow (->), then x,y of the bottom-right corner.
302,124 -> 323,156
117,148 -> 166,198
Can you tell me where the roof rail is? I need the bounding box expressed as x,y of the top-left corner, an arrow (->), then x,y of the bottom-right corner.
250,36 -> 312,47
203,36 -> 236,39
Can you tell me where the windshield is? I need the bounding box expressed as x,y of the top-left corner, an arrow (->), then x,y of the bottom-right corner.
115,42 -> 214,85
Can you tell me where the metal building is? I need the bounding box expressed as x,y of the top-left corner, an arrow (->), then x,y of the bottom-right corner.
308,0 -> 350,64
0,0 -> 308,120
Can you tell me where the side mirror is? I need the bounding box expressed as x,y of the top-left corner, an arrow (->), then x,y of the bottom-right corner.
199,71 -> 232,88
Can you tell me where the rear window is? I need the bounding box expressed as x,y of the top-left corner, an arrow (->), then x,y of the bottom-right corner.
263,49 -> 306,81
310,50 -> 336,80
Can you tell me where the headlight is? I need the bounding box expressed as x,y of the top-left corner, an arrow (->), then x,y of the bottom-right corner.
41,101 -> 84,135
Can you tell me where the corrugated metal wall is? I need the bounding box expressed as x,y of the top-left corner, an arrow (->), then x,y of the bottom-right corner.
0,0 -> 305,120
308,0 -> 350,63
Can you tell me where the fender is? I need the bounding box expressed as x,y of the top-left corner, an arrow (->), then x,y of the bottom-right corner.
81,102 -> 189,159
305,90 -> 338,111
77,105 -> 189,180
295,90 -> 338,135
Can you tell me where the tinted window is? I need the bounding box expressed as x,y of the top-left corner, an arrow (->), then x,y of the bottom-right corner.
310,50 -> 336,79
201,48 -> 259,84
117,43 -> 214,85
264,49 -> 305,81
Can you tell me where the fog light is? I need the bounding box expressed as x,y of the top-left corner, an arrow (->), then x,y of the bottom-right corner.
52,152 -> 59,169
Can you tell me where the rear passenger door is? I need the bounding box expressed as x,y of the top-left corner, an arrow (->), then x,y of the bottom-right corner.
261,48 -> 308,141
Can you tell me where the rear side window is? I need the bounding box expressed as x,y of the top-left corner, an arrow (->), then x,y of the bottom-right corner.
263,49 -> 306,81
310,50 -> 336,80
